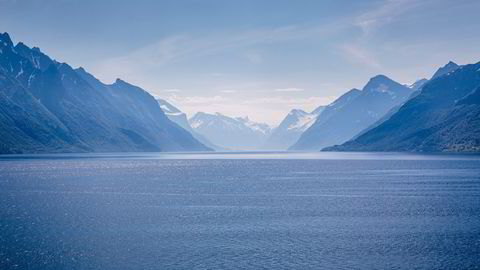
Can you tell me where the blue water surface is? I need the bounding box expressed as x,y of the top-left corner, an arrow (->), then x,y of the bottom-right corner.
1,152 -> 479,269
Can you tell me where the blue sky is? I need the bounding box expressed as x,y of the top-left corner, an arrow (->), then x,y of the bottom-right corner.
1,0 -> 479,125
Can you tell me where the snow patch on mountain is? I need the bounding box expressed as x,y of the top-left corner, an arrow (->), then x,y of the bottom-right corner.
263,106 -> 325,150
156,99 -> 222,150
189,112 -> 272,150
286,111 -> 317,131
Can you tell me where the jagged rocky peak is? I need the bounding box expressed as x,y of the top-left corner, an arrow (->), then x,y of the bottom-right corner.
114,78 -> 127,85
445,61 -> 459,68
363,75 -> 402,92
14,41 -> 27,49
13,40 -> 54,71
431,61 -> 460,79
0,33 -> 14,56
0,32 -> 13,47
0,32 -> 211,153
326,61 -> 480,152
76,66 -> 86,73
289,109 -> 307,115
111,78 -> 147,94
365,74 -> 390,84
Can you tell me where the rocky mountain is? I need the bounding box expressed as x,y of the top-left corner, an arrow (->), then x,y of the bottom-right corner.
189,112 -> 271,150
325,61 -> 480,152
157,99 -> 189,130
0,32 -> 210,153
305,89 -> 361,129
290,75 -> 414,150
353,78 -> 430,141
156,99 -> 222,150
431,61 -> 459,79
263,106 -> 325,150
339,63 -> 459,144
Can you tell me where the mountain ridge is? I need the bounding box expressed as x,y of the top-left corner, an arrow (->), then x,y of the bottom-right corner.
290,74 -> 413,150
264,106 -> 325,150
189,112 -> 271,150
325,61 -> 480,152
0,32 -> 210,153
156,99 -> 224,150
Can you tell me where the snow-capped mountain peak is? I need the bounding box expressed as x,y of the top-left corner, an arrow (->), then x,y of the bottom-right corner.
362,75 -> 408,98
189,112 -> 272,150
263,105 -> 326,150
287,112 -> 317,131
156,99 -> 222,150
282,106 -> 325,132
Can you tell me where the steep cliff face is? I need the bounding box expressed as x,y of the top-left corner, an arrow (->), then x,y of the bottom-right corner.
0,32 -> 210,153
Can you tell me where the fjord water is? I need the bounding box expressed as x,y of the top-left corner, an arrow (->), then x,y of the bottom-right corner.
1,152 -> 479,269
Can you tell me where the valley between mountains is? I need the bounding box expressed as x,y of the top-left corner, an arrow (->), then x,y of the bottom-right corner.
1,32 -> 478,153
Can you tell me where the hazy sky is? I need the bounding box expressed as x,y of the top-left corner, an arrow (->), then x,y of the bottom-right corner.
1,0 -> 479,125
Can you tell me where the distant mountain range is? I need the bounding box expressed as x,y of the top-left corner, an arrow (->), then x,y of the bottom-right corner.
290,74 -> 414,150
325,61 -> 480,152
0,32 -> 210,153
189,112 -> 271,150
263,106 -> 325,150
156,99 -> 224,150
1,32 -> 478,153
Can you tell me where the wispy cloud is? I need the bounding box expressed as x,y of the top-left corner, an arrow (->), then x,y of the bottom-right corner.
92,23 -> 346,81
342,0 -> 432,69
275,88 -> 305,92
92,1 -> 430,84
340,44 -> 382,69
354,0 -> 429,36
